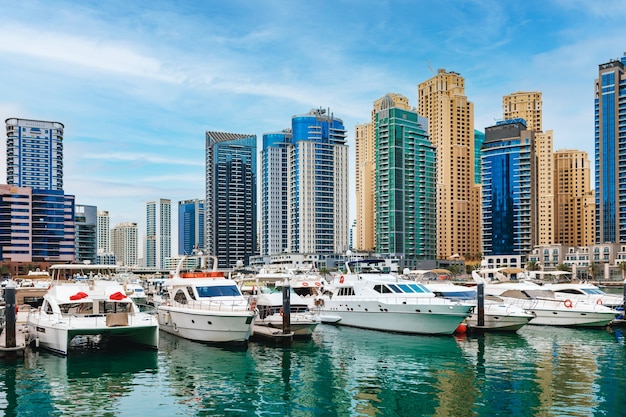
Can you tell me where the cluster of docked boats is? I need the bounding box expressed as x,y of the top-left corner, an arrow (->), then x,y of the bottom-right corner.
4,257 -> 624,356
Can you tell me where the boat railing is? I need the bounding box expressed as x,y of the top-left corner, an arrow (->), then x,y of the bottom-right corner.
329,295 -> 462,305
32,310 -> 153,327
167,298 -> 252,312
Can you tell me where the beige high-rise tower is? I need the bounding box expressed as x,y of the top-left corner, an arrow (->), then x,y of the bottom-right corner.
354,93 -> 411,252
503,91 -> 553,246
418,70 -> 480,260
503,91 -> 542,132
554,150 -> 594,247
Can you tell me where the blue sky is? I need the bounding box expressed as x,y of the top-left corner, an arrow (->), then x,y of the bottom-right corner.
1,0 -> 625,254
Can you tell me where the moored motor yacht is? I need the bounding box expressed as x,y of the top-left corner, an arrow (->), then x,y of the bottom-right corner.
157,254 -> 256,344
26,264 -> 159,355
414,279 -> 533,332
241,269 -> 320,339
538,281 -> 624,309
317,260 -> 473,335
472,271 -> 619,327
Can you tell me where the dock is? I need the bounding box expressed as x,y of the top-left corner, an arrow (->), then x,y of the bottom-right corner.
249,325 -> 294,345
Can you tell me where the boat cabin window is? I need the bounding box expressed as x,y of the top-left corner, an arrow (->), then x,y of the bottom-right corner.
186,286 -> 197,300
337,287 -> 356,296
44,302 -> 53,314
174,290 -> 188,304
196,285 -> 242,298
59,302 -> 93,314
374,284 -> 393,293
387,284 -> 402,293
99,301 -> 132,313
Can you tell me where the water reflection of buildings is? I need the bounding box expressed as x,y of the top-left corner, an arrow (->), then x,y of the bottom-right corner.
456,327 -> 617,416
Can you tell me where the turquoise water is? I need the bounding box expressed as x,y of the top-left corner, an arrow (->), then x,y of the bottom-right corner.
1,324 -> 625,416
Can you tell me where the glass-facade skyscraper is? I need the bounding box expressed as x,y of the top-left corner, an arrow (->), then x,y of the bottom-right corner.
374,94 -> 436,264
261,131 -> 291,256
482,119 -> 536,256
75,204 -> 97,263
145,198 -> 171,269
5,118 -> 75,262
205,132 -> 257,268
288,108 -> 348,254
178,199 -> 205,256
595,55 -> 626,244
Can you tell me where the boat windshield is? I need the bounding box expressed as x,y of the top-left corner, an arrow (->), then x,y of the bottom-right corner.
196,285 -> 242,298
434,290 -> 476,300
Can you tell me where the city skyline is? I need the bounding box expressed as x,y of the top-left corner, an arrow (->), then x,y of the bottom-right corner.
1,1 -> 625,252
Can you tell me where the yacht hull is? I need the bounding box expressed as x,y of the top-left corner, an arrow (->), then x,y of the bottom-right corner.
157,306 -> 254,343
319,301 -> 471,335
28,312 -> 159,356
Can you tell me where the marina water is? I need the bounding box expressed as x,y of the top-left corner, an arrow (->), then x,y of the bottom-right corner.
1,324 -> 625,416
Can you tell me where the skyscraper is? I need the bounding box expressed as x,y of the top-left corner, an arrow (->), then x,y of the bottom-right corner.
374,94 -> 436,264
75,204 -> 97,263
595,55 -> 626,244
145,199 -> 171,269
355,93 -> 410,253
97,210 -> 111,253
555,150 -> 594,247
5,118 -> 64,191
503,91 -> 543,132
482,119 -> 536,256
502,92 -> 554,246
5,118 -> 74,262
418,69 -> 481,260
205,132 -> 257,268
288,108 -> 349,255
178,199 -> 204,255
112,222 -> 138,266
260,131 -> 291,256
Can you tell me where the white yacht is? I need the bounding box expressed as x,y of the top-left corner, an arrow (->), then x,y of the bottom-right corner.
244,269 -> 320,339
417,279 -> 534,332
472,271 -> 619,327
27,264 -> 159,355
317,260 -> 473,335
157,254 -> 256,344
538,281 -> 624,309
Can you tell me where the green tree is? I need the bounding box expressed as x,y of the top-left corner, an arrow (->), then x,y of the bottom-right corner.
556,263 -> 571,272
447,264 -> 463,279
526,260 -> 540,271
618,262 -> 626,280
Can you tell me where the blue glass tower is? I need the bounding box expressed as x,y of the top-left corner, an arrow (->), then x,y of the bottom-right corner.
178,199 -> 205,255
5,118 -> 75,262
288,108 -> 348,254
482,119 -> 535,256
595,55 -> 626,244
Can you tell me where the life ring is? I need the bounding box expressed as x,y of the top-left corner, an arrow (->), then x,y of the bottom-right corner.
302,282 -> 309,287
315,281 -> 321,287
563,299 -> 573,308
596,298 -> 603,305
249,300 -> 257,310
339,275 -> 345,284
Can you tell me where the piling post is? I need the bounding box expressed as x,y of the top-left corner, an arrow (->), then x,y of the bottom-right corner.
282,284 -> 291,334
477,282 -> 485,327
4,280 -> 17,348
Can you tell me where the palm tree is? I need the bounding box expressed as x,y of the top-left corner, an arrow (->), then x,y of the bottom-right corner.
556,263 -> 571,272
526,260 -> 540,271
